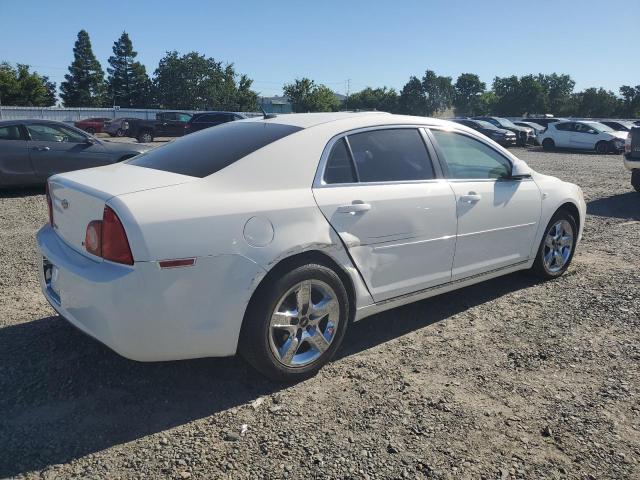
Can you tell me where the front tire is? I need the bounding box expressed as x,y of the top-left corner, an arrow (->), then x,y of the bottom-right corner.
137,131 -> 153,143
116,128 -> 125,137
542,138 -> 555,151
239,264 -> 350,382
86,127 -> 96,135
531,210 -> 578,279
595,141 -> 610,154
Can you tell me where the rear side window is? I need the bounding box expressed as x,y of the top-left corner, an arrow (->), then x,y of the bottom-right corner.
324,138 -> 356,184
431,130 -> 511,179
0,125 -> 23,140
555,122 -> 572,131
128,122 -> 302,178
347,129 -> 435,182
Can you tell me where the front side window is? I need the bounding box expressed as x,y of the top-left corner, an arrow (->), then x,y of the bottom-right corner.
26,124 -> 86,143
431,130 -> 512,180
323,138 -> 356,184
0,125 -> 23,140
347,128 -> 435,182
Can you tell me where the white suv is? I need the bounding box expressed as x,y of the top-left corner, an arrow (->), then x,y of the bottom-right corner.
539,121 -> 627,154
624,127 -> 640,192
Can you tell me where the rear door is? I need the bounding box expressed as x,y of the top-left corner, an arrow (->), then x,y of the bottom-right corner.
25,123 -> 109,180
552,122 -> 573,147
0,124 -> 35,186
312,127 -> 457,301
428,128 -> 541,280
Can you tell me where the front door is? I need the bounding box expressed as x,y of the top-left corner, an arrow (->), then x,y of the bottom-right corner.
312,128 -> 457,301
429,129 -> 542,280
25,123 -> 108,180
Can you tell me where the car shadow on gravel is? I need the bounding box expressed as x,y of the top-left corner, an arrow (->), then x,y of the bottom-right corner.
0,272 -> 539,477
0,186 -> 44,198
587,192 -> 640,220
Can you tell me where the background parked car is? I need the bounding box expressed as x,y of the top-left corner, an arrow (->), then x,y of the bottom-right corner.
598,120 -> 636,132
184,112 -> 246,134
450,118 -> 517,147
514,121 -> 545,145
74,117 -> 110,135
522,116 -> 567,128
472,116 -> 534,146
538,120 -> 627,153
624,126 -> 640,192
0,119 -> 151,187
104,117 -> 136,137
126,111 -> 193,143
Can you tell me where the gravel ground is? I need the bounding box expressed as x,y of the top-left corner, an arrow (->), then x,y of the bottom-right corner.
0,148 -> 638,479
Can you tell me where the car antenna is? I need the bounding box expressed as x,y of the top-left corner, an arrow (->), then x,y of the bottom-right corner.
260,107 -> 277,120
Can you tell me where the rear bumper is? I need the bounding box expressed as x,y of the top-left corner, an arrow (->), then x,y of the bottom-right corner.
37,225 -> 264,361
623,155 -> 640,171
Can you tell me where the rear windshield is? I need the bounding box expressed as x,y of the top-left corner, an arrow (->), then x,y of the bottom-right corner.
128,121 -> 302,177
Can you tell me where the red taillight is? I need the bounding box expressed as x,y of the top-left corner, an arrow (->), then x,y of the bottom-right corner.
45,182 -> 53,226
84,206 -> 134,265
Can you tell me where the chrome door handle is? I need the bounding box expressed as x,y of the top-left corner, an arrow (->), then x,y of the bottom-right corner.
34,146 -> 50,151
460,193 -> 481,203
337,201 -> 372,214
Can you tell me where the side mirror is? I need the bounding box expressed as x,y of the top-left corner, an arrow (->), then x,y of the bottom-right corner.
511,159 -> 532,179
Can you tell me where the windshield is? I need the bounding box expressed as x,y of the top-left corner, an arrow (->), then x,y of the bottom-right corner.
497,118 -> 517,128
588,122 -> 614,133
475,120 -> 496,129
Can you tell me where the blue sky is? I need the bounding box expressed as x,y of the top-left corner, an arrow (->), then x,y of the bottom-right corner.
1,0 -> 638,98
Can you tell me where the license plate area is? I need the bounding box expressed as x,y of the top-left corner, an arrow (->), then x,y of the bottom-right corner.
43,257 -> 61,305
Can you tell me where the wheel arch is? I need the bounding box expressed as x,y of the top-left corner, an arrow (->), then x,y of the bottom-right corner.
557,201 -> 581,232
243,250 -> 358,327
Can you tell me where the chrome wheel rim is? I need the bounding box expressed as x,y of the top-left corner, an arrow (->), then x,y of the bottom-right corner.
543,219 -> 574,273
268,280 -> 340,368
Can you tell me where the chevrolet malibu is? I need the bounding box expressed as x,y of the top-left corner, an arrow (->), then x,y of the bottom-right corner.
37,112 -> 586,381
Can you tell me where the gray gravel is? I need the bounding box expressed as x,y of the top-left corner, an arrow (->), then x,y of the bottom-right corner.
0,148 -> 639,479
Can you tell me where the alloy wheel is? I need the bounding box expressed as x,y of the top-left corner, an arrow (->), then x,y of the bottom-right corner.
542,219 -> 574,273
268,279 -> 340,368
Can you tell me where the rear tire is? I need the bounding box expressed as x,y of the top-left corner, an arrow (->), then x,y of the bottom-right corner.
595,141 -> 610,154
86,127 -> 96,135
531,209 -> 578,279
632,169 -> 640,193
542,138 -> 555,151
239,264 -> 350,382
116,128 -> 125,137
137,131 -> 153,143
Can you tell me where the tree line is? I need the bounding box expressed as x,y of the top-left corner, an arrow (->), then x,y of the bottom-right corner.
0,30 -> 259,111
1,29 -> 639,118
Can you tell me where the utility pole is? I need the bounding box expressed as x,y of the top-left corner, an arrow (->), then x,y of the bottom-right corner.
345,78 -> 351,111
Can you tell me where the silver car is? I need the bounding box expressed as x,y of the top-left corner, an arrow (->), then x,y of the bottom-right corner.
104,117 -> 136,137
0,120 -> 151,187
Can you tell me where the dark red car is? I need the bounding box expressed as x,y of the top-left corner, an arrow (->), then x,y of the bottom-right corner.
74,117 -> 111,135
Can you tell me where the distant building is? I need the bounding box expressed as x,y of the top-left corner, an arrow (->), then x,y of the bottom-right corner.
259,96 -> 293,114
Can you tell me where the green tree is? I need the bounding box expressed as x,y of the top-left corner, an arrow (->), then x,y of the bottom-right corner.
537,73 -> 575,115
399,76 -> 426,115
106,32 -> 152,107
347,87 -> 399,112
620,85 -> 640,118
570,88 -> 621,117
60,30 -> 106,107
422,70 -> 454,115
0,62 -> 56,106
154,51 -> 257,110
492,75 -> 546,115
282,78 -> 340,112
453,73 -> 486,116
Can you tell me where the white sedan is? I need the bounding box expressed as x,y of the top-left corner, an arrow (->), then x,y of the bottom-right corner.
539,120 -> 627,153
37,112 -> 586,381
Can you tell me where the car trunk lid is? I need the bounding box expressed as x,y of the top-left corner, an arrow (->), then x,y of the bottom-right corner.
48,163 -> 196,257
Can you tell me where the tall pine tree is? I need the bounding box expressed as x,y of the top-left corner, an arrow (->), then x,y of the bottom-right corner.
106,32 -> 152,108
60,30 -> 106,107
